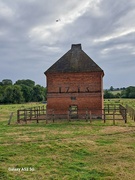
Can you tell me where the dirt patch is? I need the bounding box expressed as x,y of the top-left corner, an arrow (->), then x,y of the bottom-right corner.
100,126 -> 135,135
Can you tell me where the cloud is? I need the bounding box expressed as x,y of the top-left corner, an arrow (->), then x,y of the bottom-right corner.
0,0 -> 135,88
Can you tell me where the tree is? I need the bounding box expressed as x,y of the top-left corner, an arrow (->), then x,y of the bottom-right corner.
20,85 -> 33,102
12,85 -> 24,103
121,86 -> 135,98
31,85 -> 44,102
128,92 -> 135,98
110,86 -> 114,91
2,79 -> 13,86
115,93 -> 121,98
15,79 -> 35,88
0,78 -> 47,103
104,90 -> 114,98
3,85 -> 24,104
3,86 -> 14,103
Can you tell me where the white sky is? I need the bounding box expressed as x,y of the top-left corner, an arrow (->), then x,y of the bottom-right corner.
0,0 -> 135,89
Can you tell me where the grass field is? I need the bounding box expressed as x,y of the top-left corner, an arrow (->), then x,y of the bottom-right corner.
110,90 -> 122,95
0,100 -> 135,180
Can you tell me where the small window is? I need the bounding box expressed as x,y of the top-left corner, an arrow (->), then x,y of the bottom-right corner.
71,97 -> 76,100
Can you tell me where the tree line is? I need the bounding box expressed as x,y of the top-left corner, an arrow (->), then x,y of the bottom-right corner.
104,86 -> 135,98
0,79 -> 47,104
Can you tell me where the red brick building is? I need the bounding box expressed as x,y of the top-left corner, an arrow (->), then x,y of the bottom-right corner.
44,44 -> 104,119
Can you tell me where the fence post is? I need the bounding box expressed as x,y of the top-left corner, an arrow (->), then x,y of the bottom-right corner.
104,109 -> 106,123
24,110 -> 27,124
52,110 -> 54,123
8,112 -> 14,125
67,110 -> 70,121
30,108 -> 32,120
68,110 -> 71,122
33,107 -> 36,118
37,109 -> 39,123
39,106 -> 40,116
86,109 -> 88,122
89,111 -> 92,123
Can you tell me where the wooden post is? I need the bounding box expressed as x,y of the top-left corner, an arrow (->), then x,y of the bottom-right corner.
39,106 -> 40,116
24,110 -> 27,124
68,110 -> 71,122
89,111 -> 92,123
34,107 -> 36,117
67,110 -> 70,122
37,109 -> 39,123
104,109 -> 106,123
8,112 -> 14,125
30,108 -> 32,120
86,109 -> 88,122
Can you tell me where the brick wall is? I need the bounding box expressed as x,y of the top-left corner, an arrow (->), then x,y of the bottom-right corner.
46,71 -> 104,118
47,72 -> 102,92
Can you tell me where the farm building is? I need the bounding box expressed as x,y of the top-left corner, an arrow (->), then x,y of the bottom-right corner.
44,44 -> 104,119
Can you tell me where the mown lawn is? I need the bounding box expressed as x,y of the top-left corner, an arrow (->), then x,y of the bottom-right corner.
0,100 -> 135,180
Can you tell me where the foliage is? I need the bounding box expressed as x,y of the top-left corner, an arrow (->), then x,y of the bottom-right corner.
20,84 -> 33,102
0,79 -> 46,104
1,79 -> 13,86
14,79 -> 35,88
2,85 -> 24,104
109,86 -> 114,91
104,90 -> 114,98
31,85 -> 44,102
121,86 -> 135,98
104,86 -> 135,99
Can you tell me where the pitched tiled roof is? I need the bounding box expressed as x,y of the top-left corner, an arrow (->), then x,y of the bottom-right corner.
45,44 -> 104,74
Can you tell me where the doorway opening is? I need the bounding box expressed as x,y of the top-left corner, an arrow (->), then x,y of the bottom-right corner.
69,105 -> 78,119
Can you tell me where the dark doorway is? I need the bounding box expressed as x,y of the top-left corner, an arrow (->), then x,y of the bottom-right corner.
69,105 -> 78,119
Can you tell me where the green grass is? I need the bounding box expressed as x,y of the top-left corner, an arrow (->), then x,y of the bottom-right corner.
110,90 -> 122,95
0,100 -> 135,179
104,98 -> 135,107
